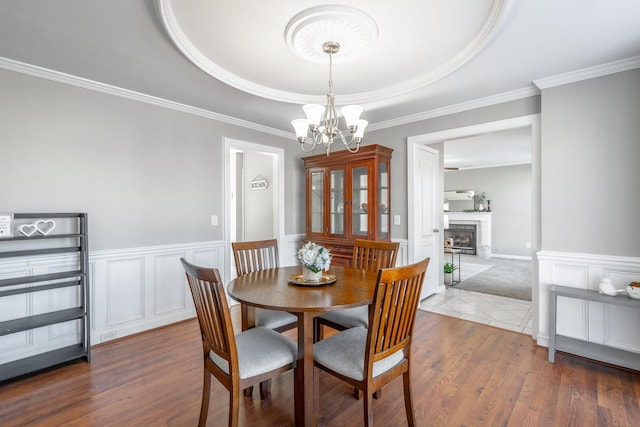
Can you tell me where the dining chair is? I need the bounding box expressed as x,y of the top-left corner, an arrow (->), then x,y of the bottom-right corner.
232,239 -> 298,333
316,239 -> 400,337
180,258 -> 297,427
313,257 -> 430,427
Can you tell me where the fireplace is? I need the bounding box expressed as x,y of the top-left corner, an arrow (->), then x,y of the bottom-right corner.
445,212 -> 492,258
444,224 -> 477,255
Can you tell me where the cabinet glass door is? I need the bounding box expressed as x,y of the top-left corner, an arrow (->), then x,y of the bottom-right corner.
310,171 -> 323,233
378,162 -> 389,239
330,169 -> 345,235
351,166 -> 368,236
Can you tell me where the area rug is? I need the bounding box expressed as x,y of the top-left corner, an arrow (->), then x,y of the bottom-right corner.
457,262 -> 492,282
450,257 -> 532,301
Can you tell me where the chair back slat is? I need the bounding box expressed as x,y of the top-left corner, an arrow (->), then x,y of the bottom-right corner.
367,258 -> 429,364
232,239 -> 279,276
181,258 -> 237,365
352,239 -> 399,273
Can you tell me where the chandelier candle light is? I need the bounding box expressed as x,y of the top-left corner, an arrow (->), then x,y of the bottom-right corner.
291,41 -> 368,156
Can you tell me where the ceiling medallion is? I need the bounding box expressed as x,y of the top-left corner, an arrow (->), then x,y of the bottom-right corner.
285,5 -> 379,64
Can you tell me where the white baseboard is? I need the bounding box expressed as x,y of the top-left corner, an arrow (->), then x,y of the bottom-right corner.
490,254 -> 532,261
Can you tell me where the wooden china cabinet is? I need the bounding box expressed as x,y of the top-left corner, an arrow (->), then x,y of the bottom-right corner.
302,144 -> 393,266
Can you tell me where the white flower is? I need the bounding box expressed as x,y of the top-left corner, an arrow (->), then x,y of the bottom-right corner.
297,242 -> 332,273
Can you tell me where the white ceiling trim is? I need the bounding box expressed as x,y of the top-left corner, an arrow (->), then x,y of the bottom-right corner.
0,55 -> 537,138
368,86 -> 540,131
0,57 -> 291,139
157,0 -> 515,106
157,0 -> 315,104
449,161 -> 531,171
533,55 -> 640,89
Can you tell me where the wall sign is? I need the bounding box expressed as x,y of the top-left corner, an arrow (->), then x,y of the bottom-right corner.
250,175 -> 269,191
0,213 -> 12,238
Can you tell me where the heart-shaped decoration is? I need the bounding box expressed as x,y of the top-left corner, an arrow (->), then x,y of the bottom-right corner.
19,224 -> 38,237
35,220 -> 56,236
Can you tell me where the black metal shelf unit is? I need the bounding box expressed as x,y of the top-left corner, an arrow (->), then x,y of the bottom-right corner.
0,213 -> 90,382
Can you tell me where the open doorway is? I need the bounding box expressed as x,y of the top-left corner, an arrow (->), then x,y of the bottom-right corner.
224,138 -> 285,284
407,114 -> 540,338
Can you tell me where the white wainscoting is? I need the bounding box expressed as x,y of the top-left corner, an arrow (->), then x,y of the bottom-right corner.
90,241 -> 224,345
0,236 -> 411,365
537,251 -> 640,355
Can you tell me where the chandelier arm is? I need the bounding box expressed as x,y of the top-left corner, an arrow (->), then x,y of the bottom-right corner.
300,140 -> 318,153
311,131 -> 325,145
336,130 -> 361,153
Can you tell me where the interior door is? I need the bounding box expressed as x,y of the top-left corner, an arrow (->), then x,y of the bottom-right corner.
410,144 -> 443,299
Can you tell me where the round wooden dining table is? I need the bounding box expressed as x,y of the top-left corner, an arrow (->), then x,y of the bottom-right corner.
227,265 -> 378,427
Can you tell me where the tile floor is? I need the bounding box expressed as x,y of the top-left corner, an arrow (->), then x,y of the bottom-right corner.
420,287 -> 533,335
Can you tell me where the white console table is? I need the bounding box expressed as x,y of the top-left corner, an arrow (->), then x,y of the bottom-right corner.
548,285 -> 640,371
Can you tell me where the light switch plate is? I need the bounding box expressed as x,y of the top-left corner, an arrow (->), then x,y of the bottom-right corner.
393,215 -> 401,225
211,215 -> 218,226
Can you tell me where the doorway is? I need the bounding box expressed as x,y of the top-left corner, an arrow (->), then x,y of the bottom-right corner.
407,114 -> 540,338
224,138 -> 285,283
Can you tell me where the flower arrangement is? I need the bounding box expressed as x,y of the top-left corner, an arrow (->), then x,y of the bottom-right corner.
297,242 -> 332,273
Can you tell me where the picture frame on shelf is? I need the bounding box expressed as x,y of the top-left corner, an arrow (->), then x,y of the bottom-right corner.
0,213 -> 12,238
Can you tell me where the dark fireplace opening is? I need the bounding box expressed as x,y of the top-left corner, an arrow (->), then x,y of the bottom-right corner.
445,224 -> 477,255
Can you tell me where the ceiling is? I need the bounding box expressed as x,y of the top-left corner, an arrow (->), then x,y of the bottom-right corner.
1,1 -> 639,150
444,127 -> 532,170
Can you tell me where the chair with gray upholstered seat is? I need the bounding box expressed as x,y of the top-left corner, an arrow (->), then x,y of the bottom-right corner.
232,239 -> 298,333
316,239 -> 399,337
180,258 -> 297,427
313,257 -> 430,427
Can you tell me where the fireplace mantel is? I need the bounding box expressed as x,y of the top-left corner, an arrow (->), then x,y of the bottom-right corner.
446,212 -> 492,257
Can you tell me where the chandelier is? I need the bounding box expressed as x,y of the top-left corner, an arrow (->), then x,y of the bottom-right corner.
291,41 -> 368,156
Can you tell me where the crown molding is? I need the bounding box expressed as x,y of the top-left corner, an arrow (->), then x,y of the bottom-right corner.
368,86 -> 540,131
0,57 -> 291,139
5,52 -> 639,139
533,55 -> 640,89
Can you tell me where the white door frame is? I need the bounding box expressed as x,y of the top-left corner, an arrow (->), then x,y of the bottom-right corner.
407,114 -> 541,338
224,138 -> 285,282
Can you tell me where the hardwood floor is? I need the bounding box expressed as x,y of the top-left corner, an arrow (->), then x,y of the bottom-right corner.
1,309 -> 639,426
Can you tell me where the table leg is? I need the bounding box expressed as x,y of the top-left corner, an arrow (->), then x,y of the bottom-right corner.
241,304 -> 256,331
294,311 -> 318,427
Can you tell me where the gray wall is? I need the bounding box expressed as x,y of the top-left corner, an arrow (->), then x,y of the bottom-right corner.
366,96 -> 541,239
540,68 -> 640,256
3,63 -> 638,261
444,165 -> 532,257
0,68 -> 303,251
